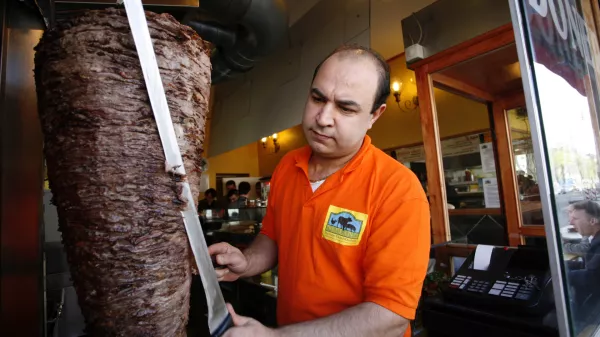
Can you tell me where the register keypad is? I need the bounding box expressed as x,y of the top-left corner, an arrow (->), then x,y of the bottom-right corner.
466,280 -> 490,293
449,274 -> 471,290
487,281 -> 532,300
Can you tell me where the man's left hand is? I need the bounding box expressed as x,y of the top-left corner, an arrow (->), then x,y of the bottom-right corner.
223,303 -> 278,337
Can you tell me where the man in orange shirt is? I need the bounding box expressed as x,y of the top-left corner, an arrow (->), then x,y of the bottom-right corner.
208,45 -> 431,337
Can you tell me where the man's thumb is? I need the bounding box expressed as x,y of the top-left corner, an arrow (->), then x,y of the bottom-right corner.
227,303 -> 250,326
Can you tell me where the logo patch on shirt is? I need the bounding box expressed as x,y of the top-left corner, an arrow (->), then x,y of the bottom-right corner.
322,205 -> 368,246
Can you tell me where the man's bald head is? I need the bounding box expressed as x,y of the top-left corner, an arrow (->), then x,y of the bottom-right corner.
312,45 -> 390,114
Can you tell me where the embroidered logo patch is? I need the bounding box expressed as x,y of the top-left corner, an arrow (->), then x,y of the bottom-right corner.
322,205 -> 368,246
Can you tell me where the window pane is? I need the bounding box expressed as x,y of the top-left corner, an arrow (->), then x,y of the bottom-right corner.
507,107 -> 544,226
517,0 -> 600,334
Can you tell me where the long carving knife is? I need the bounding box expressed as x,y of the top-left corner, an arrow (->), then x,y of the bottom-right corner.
122,0 -> 232,335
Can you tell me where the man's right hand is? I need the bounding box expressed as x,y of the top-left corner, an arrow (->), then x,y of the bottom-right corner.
208,242 -> 249,282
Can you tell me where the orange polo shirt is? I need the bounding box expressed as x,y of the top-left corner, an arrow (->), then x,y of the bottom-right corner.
260,136 -> 430,335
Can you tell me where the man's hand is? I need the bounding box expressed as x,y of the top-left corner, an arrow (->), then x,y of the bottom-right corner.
208,242 -> 249,282
223,304 -> 278,337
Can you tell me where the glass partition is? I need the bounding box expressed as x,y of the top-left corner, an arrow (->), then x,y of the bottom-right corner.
510,0 -> 600,335
507,107 -> 545,226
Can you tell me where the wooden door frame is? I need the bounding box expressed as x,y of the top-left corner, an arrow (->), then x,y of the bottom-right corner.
414,23 -> 517,244
493,93 -> 535,246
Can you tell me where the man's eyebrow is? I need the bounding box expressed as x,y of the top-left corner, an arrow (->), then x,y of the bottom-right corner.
311,88 -> 326,98
336,99 -> 359,108
311,87 -> 361,110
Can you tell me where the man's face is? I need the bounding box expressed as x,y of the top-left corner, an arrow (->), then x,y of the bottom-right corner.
302,55 -> 385,158
226,184 -> 235,191
568,208 -> 575,225
571,209 -> 597,236
229,194 -> 238,203
206,193 -> 214,203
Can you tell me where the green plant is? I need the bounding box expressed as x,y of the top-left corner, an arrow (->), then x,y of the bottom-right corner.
422,271 -> 450,297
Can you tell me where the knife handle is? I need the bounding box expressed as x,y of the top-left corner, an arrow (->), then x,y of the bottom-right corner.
211,313 -> 234,337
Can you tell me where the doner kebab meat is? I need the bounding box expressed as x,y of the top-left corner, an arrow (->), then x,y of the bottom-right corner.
34,8 -> 211,336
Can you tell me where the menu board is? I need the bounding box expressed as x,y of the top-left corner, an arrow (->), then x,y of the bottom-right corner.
393,133 -> 484,163
442,134 -> 482,157
394,145 -> 425,163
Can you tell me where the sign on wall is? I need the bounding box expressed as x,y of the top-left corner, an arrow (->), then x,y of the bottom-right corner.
393,132 -> 484,163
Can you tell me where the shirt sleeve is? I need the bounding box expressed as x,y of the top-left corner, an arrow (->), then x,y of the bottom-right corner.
363,193 -> 431,320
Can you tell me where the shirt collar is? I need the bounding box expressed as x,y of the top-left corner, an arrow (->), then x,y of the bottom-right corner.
295,135 -> 372,177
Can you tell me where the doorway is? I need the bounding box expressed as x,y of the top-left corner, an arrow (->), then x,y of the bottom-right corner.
412,25 -> 546,248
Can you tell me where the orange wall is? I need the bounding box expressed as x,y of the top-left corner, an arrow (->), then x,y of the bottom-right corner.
257,124 -> 307,177
204,142 -> 260,189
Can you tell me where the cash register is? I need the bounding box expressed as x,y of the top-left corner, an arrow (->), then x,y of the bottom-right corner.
422,245 -> 558,337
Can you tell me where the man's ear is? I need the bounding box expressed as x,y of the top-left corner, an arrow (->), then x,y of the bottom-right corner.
369,104 -> 386,129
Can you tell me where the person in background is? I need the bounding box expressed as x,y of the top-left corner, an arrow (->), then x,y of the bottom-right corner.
209,44 -> 430,337
255,181 -> 263,200
230,182 -> 251,209
564,204 -> 592,256
445,180 -> 459,209
225,180 -> 237,193
566,200 -> 600,329
197,188 -> 220,211
227,189 -> 239,207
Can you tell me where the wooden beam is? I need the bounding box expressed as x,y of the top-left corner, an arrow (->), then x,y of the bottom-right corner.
448,208 -> 502,216
492,100 -> 522,247
520,226 -> 546,237
432,73 -> 495,102
408,24 -> 515,74
416,67 -> 450,244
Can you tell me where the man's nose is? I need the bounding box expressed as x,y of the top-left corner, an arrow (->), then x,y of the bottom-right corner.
316,103 -> 335,127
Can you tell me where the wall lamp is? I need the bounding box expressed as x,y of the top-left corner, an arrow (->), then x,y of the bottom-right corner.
392,80 -> 419,112
261,133 -> 280,153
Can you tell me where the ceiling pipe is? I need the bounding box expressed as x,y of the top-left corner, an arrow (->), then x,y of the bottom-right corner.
25,0 -> 289,83
192,0 -> 289,83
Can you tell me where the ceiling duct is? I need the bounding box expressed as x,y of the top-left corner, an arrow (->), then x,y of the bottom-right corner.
24,0 -> 289,83
188,0 -> 288,83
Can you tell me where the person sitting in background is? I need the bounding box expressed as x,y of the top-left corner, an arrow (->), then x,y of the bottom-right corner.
566,201 -> 600,329
227,189 -> 239,207
564,204 -> 591,256
197,188 -> 220,211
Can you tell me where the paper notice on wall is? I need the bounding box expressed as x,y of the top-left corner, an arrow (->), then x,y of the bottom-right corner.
473,244 -> 495,271
479,142 -> 496,173
394,146 -> 425,163
483,178 -> 500,208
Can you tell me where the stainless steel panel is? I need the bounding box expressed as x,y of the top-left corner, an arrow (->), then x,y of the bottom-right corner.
0,0 -> 45,335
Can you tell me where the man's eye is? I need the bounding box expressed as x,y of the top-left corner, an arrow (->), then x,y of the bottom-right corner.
312,96 -> 325,103
340,106 -> 354,113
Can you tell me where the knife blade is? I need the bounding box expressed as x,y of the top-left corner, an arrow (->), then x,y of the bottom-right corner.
122,0 -> 232,335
